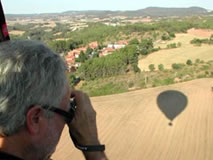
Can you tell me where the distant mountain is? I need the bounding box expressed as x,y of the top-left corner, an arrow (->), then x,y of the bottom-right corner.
62,7 -> 209,17
134,7 -> 208,17
6,7 -> 211,19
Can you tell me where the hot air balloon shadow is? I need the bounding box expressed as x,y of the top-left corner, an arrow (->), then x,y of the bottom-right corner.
157,90 -> 188,126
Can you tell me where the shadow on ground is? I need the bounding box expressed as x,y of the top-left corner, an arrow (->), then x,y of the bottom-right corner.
157,90 -> 188,126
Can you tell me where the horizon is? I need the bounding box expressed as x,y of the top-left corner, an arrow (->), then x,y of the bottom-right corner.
3,6 -> 213,15
1,0 -> 213,14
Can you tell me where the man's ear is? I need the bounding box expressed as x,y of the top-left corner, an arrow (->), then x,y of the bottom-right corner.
26,106 -> 44,135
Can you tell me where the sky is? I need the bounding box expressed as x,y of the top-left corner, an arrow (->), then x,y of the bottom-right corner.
1,0 -> 213,14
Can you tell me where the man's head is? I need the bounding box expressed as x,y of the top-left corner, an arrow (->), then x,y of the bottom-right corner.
0,40 -> 68,136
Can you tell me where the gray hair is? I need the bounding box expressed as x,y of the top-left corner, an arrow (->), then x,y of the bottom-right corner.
0,40 -> 67,136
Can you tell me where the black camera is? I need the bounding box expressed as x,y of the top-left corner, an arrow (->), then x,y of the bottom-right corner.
68,98 -> 77,122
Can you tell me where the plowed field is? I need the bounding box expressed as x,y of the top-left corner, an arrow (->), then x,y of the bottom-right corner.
52,78 -> 213,160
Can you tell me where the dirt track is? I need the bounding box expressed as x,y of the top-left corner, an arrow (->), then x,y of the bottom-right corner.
52,78 -> 213,160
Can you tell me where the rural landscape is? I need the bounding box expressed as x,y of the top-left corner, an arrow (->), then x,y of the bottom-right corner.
6,6 -> 213,160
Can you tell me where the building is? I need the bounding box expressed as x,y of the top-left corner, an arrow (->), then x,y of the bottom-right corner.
65,40 -> 129,71
88,41 -> 99,49
99,47 -> 115,57
65,41 -> 99,71
107,40 -> 129,49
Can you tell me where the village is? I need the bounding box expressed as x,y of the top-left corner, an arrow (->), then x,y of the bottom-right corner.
65,40 -> 129,71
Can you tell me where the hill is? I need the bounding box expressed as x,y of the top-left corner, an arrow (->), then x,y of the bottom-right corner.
59,7 -> 209,17
135,7 -> 208,17
6,7 -> 210,19
52,78 -> 213,160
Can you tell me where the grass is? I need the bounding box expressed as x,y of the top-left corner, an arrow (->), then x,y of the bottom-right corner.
153,77 -> 174,87
201,65 -> 210,71
78,76 -> 130,97
88,82 -> 128,97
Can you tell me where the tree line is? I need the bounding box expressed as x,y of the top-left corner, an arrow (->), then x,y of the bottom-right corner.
190,35 -> 213,46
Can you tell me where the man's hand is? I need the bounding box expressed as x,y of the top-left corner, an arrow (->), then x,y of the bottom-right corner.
69,90 -> 99,145
68,90 -> 107,160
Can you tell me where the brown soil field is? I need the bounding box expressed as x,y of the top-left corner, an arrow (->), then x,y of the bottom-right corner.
52,78 -> 213,160
139,31 -> 213,71
188,28 -> 213,38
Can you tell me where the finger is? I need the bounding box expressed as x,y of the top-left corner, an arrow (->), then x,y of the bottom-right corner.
70,90 -> 77,98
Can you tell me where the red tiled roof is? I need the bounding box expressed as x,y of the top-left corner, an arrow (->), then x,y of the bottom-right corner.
88,41 -> 98,49
116,40 -> 128,45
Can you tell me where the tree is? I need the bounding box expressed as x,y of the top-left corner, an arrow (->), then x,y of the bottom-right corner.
139,38 -> 153,55
76,51 -> 88,63
172,63 -> 185,70
186,59 -> 192,65
161,33 -> 170,41
92,51 -> 99,58
167,43 -> 177,49
158,64 -> 164,71
149,64 -> 155,71
195,59 -> 200,63
190,38 -> 202,46
48,40 -> 67,53
67,40 -> 83,50
86,47 -> 93,55
140,38 -> 153,49
129,38 -> 140,45
168,32 -> 176,38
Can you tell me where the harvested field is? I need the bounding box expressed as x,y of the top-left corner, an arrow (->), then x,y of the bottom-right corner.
139,32 -> 213,71
155,33 -> 199,48
138,44 -> 213,71
52,78 -> 213,160
188,28 -> 213,38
